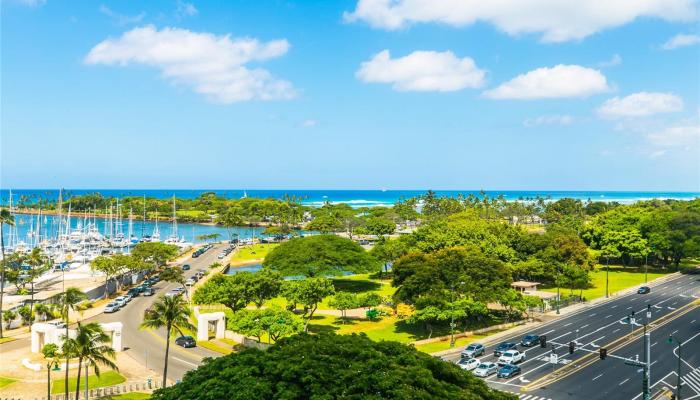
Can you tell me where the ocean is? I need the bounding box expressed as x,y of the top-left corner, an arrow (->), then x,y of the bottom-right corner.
1,189 -> 698,209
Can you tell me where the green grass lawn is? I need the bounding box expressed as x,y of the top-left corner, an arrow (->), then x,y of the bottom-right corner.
52,371 -> 126,394
198,339 -> 235,354
0,376 -> 16,389
541,266 -> 671,300
0,337 -> 17,344
231,244 -> 278,262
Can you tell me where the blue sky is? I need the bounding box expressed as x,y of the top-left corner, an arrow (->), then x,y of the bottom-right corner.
1,0 -> 699,191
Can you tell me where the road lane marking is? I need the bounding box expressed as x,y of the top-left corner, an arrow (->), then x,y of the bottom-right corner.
651,342 -> 658,347
592,373 -> 603,381
580,324 -> 589,329
605,314 -> 612,318
611,305 -> 617,309
563,323 -> 572,327
172,357 -> 198,368
589,313 -> 596,317
613,328 -> 621,333
619,378 -> 630,386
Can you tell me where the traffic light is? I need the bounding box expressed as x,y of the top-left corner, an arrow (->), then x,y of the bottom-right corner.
569,341 -> 575,354
599,348 -> 607,360
540,335 -> 547,348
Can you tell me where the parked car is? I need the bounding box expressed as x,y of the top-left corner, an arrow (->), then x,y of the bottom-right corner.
497,364 -> 521,378
521,334 -> 540,347
113,297 -> 127,308
217,253 -> 225,259
182,264 -> 191,271
461,343 -> 485,358
457,358 -> 480,371
175,335 -> 196,348
142,287 -> 155,296
123,294 -> 133,302
637,286 -> 651,294
494,342 -> 517,357
473,362 -> 498,378
103,303 -> 119,313
127,288 -> 141,297
172,287 -> 185,294
498,350 -> 526,365
185,278 -> 196,286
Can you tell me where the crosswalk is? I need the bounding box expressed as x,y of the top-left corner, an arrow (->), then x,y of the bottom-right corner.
682,368 -> 700,394
503,391 -> 552,400
517,395 -> 552,400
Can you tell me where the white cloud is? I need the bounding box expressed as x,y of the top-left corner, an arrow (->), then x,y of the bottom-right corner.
85,25 -> 296,103
597,54 -> 622,67
647,123 -> 700,148
483,65 -> 610,100
597,92 -> 684,118
344,0 -> 698,42
99,5 -> 146,26
523,114 -> 574,127
300,119 -> 318,127
662,33 -> 700,49
176,0 -> 198,18
356,50 -> 486,92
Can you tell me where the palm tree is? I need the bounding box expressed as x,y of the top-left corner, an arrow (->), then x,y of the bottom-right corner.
64,322 -> 118,400
26,248 -> 50,321
58,287 -> 87,397
0,208 -> 16,338
41,343 -> 60,399
140,295 -> 194,387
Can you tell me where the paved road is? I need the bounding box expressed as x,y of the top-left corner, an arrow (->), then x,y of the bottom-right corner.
90,243 -> 229,382
444,273 -> 700,400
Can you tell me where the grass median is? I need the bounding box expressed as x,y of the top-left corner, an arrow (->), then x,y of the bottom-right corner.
51,370 -> 125,394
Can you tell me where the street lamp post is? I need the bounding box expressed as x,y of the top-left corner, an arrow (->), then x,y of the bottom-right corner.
669,335 -> 683,400
605,255 -> 610,299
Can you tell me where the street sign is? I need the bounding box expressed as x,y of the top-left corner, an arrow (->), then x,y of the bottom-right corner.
550,354 -> 558,364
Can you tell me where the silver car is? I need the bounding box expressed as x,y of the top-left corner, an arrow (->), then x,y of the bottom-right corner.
473,362 -> 498,378
103,302 -> 119,313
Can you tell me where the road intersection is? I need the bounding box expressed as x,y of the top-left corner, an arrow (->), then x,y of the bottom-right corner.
443,273 -> 700,400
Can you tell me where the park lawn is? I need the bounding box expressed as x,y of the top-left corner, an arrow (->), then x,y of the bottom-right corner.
52,370 -> 126,394
540,266 -> 671,300
0,376 -> 16,389
231,244 -> 278,262
308,314 -> 425,343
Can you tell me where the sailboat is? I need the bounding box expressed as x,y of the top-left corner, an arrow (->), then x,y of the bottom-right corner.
163,195 -> 191,248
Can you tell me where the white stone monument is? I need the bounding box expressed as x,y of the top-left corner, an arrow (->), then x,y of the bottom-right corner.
197,312 -> 226,342
31,321 -> 123,353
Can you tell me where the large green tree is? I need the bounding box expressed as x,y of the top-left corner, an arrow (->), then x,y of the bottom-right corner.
131,242 -> 178,270
264,234 -> 380,277
63,322 -> 118,400
149,333 -> 515,400
281,278 -> 335,331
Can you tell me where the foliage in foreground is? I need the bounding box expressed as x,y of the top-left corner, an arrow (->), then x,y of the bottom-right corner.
150,333 -> 515,400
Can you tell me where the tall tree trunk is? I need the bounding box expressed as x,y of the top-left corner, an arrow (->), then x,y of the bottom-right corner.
0,222 -> 5,338
303,305 -> 318,332
64,326 -> 70,397
163,325 -> 171,388
30,275 -> 35,324
74,358 -> 82,400
47,363 -> 51,400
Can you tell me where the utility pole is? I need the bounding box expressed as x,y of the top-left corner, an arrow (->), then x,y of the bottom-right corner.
622,305 -> 651,400
669,335 -> 683,400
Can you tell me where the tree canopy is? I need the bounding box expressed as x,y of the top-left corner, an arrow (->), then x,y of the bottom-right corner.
263,234 -> 380,277
150,333 -> 515,400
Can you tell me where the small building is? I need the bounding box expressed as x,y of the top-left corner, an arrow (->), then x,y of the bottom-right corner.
511,281 -> 540,293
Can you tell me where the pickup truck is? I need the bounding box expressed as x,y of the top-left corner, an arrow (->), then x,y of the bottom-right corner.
498,350 -> 526,365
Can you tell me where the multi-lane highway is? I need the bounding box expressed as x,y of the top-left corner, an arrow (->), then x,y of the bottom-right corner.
444,272 -> 700,400
93,244 -> 229,382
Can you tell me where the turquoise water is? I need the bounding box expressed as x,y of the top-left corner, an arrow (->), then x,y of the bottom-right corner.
2,189 -> 698,208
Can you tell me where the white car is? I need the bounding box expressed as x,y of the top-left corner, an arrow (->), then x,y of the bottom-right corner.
185,278 -> 196,286
473,362 -> 498,377
114,297 -> 128,307
103,303 -> 119,313
123,294 -> 133,302
457,358 -> 480,371
498,350 -> 526,365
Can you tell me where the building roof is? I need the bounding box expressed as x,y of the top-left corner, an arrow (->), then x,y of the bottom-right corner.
511,281 -> 540,288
